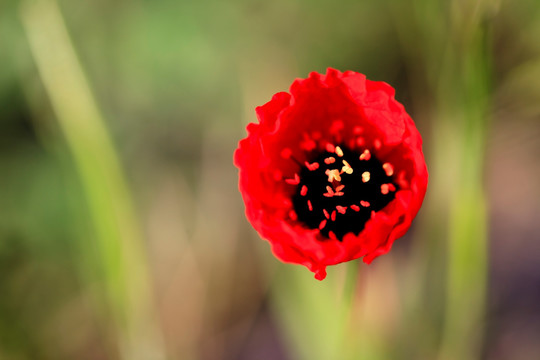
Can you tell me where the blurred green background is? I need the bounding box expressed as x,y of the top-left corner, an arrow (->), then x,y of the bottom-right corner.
1,0 -> 540,359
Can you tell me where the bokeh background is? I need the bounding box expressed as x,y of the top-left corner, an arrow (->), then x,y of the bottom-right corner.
1,0 -> 540,359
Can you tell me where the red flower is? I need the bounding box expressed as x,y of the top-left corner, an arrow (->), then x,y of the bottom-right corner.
234,68 -> 428,280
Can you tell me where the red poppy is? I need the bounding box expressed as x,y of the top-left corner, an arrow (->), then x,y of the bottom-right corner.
234,68 -> 427,280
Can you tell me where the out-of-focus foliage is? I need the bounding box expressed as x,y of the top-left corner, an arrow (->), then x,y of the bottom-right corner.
1,0 -> 540,359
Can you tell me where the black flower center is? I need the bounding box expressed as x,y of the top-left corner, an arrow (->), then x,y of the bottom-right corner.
291,145 -> 398,240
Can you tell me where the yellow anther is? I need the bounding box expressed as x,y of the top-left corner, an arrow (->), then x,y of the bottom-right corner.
362,171 -> 371,183
359,149 -> 371,161
335,146 -> 344,157
325,169 -> 341,182
341,160 -> 353,174
382,163 -> 394,176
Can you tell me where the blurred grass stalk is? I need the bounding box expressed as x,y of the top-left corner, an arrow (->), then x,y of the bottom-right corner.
406,0 -> 493,359
20,0 -> 166,359
436,3 -> 491,359
392,0 -> 492,357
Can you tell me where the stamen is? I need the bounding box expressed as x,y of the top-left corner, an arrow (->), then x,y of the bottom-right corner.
326,169 -> 341,182
292,143 -> 398,240
397,170 -> 409,188
324,157 -> 336,164
381,183 -> 396,195
305,161 -> 320,171
323,185 -> 335,197
328,231 -> 338,241
285,173 -> 300,185
326,143 -> 335,153
341,160 -> 353,174
289,210 -> 298,221
323,209 -> 330,219
359,149 -> 371,161
362,171 -> 371,183
301,133 -> 317,151
382,163 -> 394,176
280,148 -> 292,159
336,206 -> 347,214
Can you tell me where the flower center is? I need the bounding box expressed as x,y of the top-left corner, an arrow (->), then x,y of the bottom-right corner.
291,145 -> 398,240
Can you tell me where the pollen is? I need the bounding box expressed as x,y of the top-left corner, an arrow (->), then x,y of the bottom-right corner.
319,219 -> 327,230
360,200 -> 370,207
323,209 -> 330,219
307,200 -> 313,211
326,169 -> 341,182
300,185 -> 308,196
331,210 -> 337,221
359,149 -> 371,161
341,160 -> 353,174
350,204 -> 360,212
382,163 -> 394,176
362,171 -> 371,183
335,184 -> 345,192
324,157 -> 336,164
335,146 -> 344,157
285,173 -> 301,185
